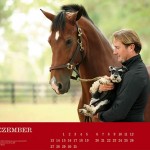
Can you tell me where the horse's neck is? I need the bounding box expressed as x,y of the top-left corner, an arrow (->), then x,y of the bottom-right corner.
79,21 -> 118,79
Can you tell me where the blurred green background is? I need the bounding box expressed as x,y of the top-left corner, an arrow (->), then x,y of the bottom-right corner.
1,0 -> 150,83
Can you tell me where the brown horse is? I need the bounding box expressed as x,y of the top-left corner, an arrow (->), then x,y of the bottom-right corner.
41,4 -> 150,122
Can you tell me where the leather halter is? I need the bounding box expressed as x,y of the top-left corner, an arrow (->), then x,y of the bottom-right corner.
49,24 -> 84,80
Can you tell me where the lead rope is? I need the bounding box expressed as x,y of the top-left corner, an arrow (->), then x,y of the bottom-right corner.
77,76 -> 103,82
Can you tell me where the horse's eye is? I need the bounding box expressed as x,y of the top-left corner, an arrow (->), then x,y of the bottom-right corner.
66,39 -> 72,46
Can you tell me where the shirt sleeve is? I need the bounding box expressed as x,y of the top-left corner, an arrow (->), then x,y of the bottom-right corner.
98,72 -> 146,121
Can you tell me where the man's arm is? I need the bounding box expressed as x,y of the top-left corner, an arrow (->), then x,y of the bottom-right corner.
97,74 -> 146,121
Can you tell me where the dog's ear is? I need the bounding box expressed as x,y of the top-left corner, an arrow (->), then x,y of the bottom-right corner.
109,66 -> 113,72
122,66 -> 128,72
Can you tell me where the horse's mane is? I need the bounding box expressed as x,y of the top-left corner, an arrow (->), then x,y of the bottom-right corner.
51,4 -> 93,31
61,4 -> 92,22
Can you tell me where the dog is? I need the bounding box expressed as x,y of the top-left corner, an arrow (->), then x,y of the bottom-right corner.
79,65 -> 128,118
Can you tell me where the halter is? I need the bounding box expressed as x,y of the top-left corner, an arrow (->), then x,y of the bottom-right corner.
49,24 -> 84,80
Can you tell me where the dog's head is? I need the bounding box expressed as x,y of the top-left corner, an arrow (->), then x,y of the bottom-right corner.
109,66 -> 128,83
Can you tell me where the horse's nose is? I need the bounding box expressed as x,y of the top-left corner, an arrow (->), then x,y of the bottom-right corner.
50,76 -> 70,94
50,76 -> 60,94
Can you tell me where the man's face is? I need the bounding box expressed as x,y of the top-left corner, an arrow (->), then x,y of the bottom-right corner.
112,38 -> 131,63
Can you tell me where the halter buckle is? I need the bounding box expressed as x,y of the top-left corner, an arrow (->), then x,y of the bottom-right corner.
67,63 -> 74,70
77,39 -> 84,51
78,28 -> 82,37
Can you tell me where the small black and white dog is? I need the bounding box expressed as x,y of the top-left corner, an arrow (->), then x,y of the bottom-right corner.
79,65 -> 128,118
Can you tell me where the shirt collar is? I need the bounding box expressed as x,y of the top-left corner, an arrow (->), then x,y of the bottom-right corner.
122,54 -> 142,68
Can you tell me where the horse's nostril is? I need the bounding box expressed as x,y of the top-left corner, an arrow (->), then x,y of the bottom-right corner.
57,83 -> 62,90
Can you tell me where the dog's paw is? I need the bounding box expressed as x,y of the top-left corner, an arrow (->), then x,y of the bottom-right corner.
79,108 -> 92,117
79,108 -> 87,114
90,80 -> 100,94
83,104 -> 97,115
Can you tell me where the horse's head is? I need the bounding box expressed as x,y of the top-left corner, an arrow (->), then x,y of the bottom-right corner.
41,6 -> 85,94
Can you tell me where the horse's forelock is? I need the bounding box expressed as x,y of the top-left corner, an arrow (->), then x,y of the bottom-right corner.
51,11 -> 66,31
51,4 -> 93,32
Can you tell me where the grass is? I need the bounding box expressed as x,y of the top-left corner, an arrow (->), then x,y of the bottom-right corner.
0,102 -> 79,122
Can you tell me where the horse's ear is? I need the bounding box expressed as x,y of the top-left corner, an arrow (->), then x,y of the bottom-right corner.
68,9 -> 83,25
40,9 -> 55,21
76,8 -> 83,21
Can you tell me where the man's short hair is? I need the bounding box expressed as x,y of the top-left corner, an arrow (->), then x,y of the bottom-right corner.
113,29 -> 142,53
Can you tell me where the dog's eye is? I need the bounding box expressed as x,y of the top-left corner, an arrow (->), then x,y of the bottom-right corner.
118,69 -> 123,72
111,70 -> 115,74
118,71 -> 123,76
118,69 -> 124,74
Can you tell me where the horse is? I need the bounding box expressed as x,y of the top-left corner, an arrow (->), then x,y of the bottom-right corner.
41,4 -> 150,122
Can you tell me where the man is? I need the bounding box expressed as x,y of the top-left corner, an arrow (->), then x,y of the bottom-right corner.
95,29 -> 149,122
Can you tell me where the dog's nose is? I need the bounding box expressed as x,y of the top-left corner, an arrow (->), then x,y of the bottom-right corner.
114,75 -> 118,78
